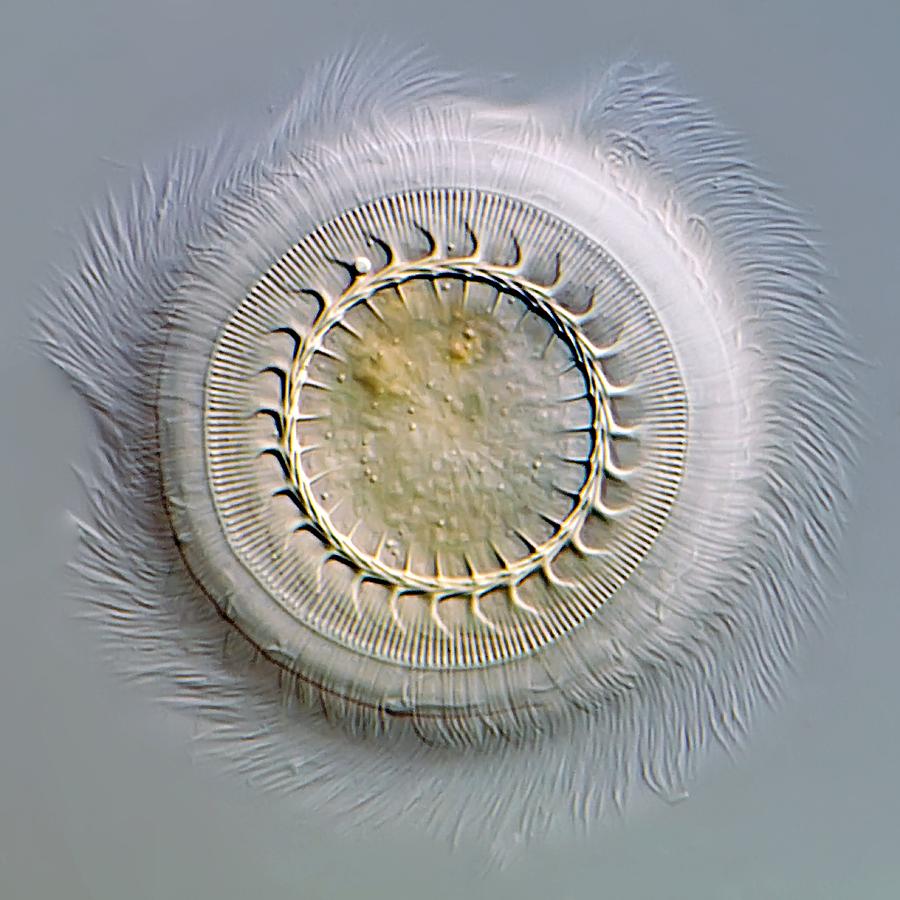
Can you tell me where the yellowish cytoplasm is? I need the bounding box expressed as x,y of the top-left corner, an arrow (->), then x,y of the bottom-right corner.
299,275 -> 592,581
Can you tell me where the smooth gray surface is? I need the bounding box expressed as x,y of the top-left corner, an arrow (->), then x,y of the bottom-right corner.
1,2 -> 898,898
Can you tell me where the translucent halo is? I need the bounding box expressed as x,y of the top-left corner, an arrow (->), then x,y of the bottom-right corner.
40,48 -> 857,851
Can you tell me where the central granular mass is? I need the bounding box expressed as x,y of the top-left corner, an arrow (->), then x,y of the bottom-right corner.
297,275 -> 594,580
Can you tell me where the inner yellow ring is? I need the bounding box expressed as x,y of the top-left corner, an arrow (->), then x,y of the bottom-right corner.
279,257 -> 613,600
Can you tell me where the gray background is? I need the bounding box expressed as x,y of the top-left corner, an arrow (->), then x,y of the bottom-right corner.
1,1 -> 897,897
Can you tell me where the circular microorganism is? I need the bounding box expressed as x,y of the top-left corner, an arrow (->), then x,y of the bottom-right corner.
41,49 -> 857,853
160,190 -> 686,732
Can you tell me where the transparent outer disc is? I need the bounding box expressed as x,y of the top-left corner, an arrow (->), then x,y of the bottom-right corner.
161,187 -> 686,718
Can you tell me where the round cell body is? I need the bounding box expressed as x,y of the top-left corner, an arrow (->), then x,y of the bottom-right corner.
160,190 -> 686,737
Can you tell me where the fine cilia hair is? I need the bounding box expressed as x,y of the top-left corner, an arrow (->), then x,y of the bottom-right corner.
39,47 -> 856,855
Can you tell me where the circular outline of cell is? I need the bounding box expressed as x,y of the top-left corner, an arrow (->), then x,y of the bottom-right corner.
162,187 -> 687,711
